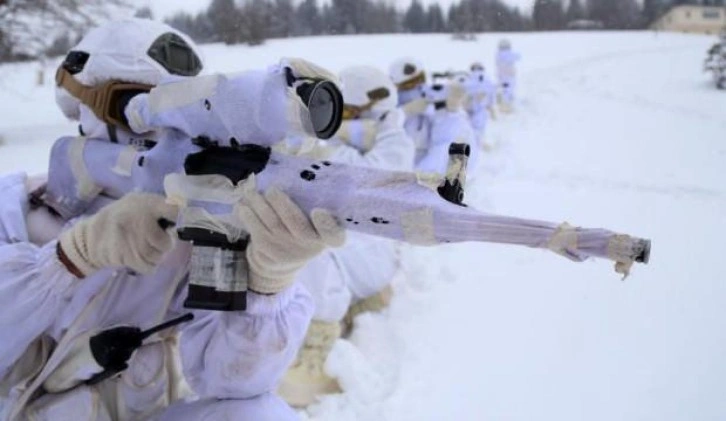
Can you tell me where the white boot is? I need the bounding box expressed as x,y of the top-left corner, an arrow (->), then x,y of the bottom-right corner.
278,320 -> 342,408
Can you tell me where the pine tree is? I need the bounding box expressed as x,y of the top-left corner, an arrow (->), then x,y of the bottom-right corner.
320,3 -> 335,34
566,0 -> 586,22
269,0 -> 295,38
364,1 -> 398,34
243,0 -> 269,45
208,0 -> 242,44
533,0 -> 565,30
294,0 -> 322,36
448,1 -> 475,33
403,0 -> 427,33
330,0 -> 361,34
426,4 -> 446,33
641,0 -> 671,27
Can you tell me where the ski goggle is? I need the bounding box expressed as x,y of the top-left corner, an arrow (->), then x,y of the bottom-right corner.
147,32 -> 203,77
341,87 -> 391,120
395,72 -> 426,91
56,32 -> 203,130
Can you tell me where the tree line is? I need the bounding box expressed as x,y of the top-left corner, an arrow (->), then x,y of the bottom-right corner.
166,0 -> 726,47
1,0 -> 723,62
166,0 -> 532,46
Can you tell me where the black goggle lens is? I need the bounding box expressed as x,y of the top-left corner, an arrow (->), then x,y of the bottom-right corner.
147,32 -> 203,77
62,51 -> 90,75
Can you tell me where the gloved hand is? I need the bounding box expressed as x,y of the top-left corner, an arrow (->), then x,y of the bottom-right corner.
238,187 -> 346,294
58,193 -> 178,277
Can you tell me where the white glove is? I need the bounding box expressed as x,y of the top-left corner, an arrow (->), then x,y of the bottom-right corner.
238,187 -> 346,294
59,193 -> 178,277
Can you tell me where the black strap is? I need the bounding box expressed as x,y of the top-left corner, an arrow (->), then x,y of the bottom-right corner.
106,124 -> 118,144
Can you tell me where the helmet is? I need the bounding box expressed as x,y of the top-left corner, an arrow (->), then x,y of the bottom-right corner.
340,65 -> 397,120
55,18 -> 203,127
498,39 -> 511,50
389,57 -> 426,91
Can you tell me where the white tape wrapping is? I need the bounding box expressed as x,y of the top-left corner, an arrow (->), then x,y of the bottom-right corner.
149,74 -> 221,115
401,208 -> 437,245
547,222 -> 579,261
607,234 -> 636,278
69,137 -> 103,200
111,146 -> 138,177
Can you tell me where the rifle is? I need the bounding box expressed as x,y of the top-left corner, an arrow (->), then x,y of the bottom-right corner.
44,62 -> 651,312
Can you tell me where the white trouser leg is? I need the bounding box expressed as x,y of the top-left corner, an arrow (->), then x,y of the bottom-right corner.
297,252 -> 352,323
151,393 -> 298,421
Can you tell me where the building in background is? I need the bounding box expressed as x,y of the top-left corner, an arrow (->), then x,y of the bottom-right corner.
651,4 -> 726,34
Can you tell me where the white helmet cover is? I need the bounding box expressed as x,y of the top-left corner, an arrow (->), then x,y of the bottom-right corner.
339,65 -> 398,116
388,57 -> 426,87
55,18 -> 203,121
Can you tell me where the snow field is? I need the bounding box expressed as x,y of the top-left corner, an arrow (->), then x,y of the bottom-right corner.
0,31 -> 724,420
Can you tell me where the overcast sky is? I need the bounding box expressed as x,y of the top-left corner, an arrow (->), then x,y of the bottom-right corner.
137,0 -> 536,20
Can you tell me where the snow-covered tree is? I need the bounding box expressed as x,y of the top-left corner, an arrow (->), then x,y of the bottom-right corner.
403,0 -> 427,33
0,0 -> 129,61
427,4 -> 447,33
242,0 -> 269,45
269,0 -> 294,38
293,0 -> 322,36
207,0 -> 243,44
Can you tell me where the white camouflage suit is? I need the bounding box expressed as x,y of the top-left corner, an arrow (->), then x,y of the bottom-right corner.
496,47 -> 521,109
0,173 -> 311,421
0,18 -> 330,420
390,59 -> 476,177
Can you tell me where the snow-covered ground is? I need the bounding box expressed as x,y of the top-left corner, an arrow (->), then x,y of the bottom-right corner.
1,31 -> 725,420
